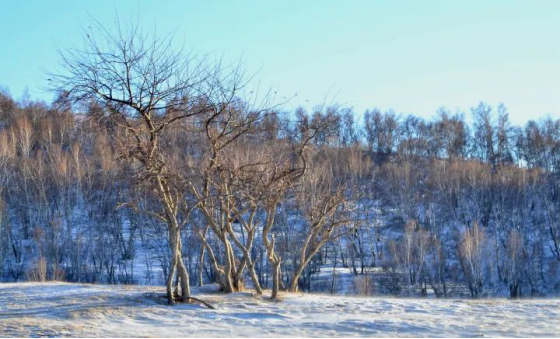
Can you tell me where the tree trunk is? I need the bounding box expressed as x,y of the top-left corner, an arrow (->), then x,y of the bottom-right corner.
223,235 -> 236,293
167,227 -> 191,303
271,260 -> 281,299
198,244 -> 205,287
290,263 -> 306,292
176,236 -> 191,299
198,226 -> 209,287
166,227 -> 179,305
289,241 -> 326,292
248,260 -> 263,295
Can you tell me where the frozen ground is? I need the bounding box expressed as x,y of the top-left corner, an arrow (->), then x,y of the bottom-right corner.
0,283 -> 559,337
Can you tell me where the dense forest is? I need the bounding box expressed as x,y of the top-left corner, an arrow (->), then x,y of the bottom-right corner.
1,24 -> 560,302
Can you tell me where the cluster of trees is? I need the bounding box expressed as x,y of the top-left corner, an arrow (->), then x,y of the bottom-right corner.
1,23 -> 559,302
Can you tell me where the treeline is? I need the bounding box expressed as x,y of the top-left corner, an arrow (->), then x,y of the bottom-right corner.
1,88 -> 559,298
1,23 -> 559,301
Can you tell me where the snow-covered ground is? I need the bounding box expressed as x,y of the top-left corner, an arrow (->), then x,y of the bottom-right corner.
0,283 -> 559,337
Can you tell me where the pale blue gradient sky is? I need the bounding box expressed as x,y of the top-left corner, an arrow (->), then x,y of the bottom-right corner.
0,0 -> 559,124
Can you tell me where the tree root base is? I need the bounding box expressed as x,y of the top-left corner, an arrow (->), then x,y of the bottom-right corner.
146,293 -> 216,309
179,296 -> 216,309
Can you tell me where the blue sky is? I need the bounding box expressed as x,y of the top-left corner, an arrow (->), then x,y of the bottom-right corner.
0,0 -> 559,124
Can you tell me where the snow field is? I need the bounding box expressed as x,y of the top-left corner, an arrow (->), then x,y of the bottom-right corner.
0,283 -> 559,337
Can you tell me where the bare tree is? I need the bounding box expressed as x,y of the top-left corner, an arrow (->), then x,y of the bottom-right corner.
458,221 -> 486,297
188,107 -> 269,293
49,18 -> 247,304
286,146 -> 360,292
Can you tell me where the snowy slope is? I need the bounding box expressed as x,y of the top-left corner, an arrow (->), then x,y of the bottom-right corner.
0,283 -> 559,337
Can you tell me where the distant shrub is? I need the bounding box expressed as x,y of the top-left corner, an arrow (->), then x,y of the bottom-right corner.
351,274 -> 375,296
25,256 -> 47,282
51,264 -> 65,281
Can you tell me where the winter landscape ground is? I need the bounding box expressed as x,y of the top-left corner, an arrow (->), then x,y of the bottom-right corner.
0,283 -> 559,338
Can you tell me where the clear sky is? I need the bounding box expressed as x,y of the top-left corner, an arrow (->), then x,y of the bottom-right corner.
1,0 -> 559,124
